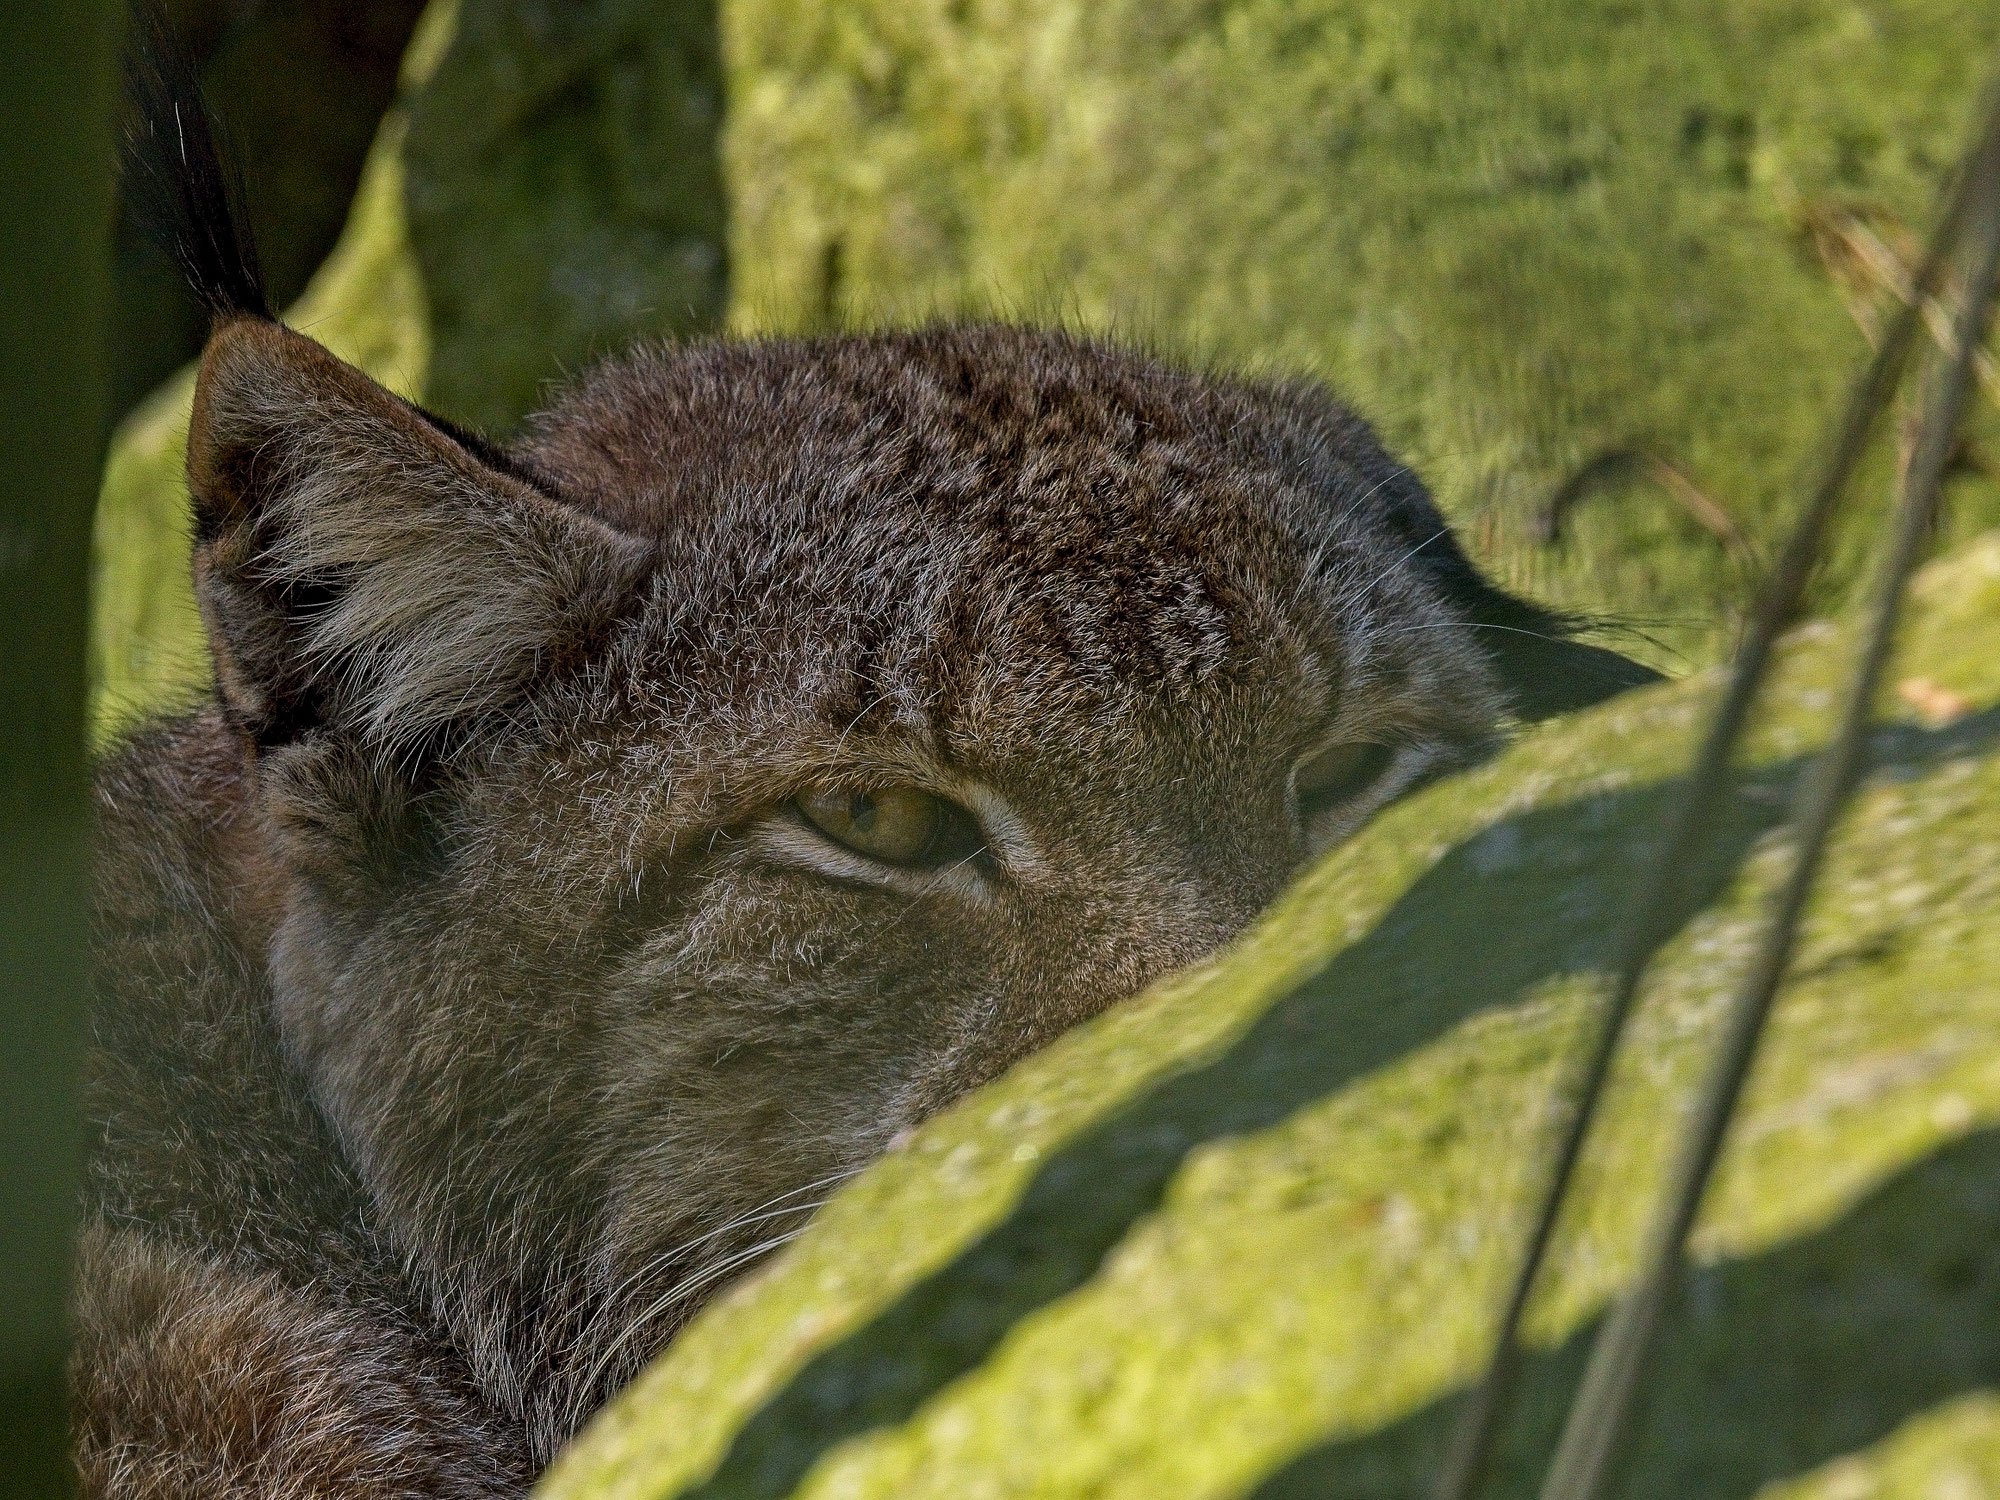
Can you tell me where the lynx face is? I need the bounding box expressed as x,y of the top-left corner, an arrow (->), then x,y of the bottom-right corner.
182,316 -> 1642,1451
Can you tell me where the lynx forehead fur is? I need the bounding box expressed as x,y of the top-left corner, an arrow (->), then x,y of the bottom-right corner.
78,22 -> 1653,1497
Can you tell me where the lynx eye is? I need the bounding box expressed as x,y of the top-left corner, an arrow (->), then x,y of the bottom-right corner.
795,785 -> 976,867
1295,741 -> 1396,817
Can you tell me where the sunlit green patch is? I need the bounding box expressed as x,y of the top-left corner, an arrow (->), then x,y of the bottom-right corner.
723,0 -> 2000,668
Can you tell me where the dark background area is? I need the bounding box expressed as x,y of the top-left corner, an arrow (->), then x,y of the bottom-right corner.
1,2 -> 117,1494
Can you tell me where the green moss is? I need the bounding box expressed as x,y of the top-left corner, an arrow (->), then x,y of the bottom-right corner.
91,373 -> 202,737
1760,1394 -> 2000,1500
94,0 -> 2000,720
539,533 -> 2000,1500
402,0 -> 728,432
722,0 -> 2000,668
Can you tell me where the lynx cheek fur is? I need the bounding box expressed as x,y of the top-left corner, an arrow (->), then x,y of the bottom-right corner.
77,27 -> 1654,1499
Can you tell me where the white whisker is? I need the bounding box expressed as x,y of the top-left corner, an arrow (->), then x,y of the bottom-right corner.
559,1163 -> 866,1432
566,1223 -> 815,1431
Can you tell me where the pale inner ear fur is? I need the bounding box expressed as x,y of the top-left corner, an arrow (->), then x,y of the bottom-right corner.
187,318 -> 652,752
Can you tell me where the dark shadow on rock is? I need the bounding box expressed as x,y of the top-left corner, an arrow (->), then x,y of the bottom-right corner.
675,707 -> 2000,1500
1250,1122 -> 2000,1499
403,0 -> 731,432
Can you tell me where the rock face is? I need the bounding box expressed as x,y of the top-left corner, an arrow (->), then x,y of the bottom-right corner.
405,0 -> 728,431
722,0 -> 2000,665
93,0 -> 2000,722
538,533 -> 2000,1500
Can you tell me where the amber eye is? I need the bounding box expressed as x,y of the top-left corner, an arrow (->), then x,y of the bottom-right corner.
796,785 -> 976,866
1295,742 -> 1396,818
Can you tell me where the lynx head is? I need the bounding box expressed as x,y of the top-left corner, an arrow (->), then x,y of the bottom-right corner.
183,314 -> 1647,1452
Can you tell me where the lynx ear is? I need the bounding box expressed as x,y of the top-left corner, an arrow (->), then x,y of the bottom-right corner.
1445,569 -> 1663,719
187,318 -> 650,751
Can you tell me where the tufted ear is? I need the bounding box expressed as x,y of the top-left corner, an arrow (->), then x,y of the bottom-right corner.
1352,463 -> 1664,718
187,318 -> 650,752
1442,569 -> 1665,719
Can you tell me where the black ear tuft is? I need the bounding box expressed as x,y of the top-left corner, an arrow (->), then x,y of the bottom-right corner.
123,0 -> 270,322
1309,428 -> 1665,720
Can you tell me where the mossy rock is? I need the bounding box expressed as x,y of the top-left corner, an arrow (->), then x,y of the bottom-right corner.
92,0 -> 2000,724
405,0 -> 727,431
89,0 -> 726,738
539,532 -> 2000,1500
723,0 -> 2000,665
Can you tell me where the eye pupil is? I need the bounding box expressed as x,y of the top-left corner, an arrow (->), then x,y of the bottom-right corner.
848,791 -> 878,834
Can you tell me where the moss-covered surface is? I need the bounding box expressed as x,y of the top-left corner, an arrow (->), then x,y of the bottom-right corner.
405,0 -> 727,432
723,0 -> 2000,667
93,0 -> 2000,721
538,532 -> 2000,1500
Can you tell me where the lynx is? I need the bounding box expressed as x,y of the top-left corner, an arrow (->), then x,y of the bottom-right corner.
74,23 -> 1653,1497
